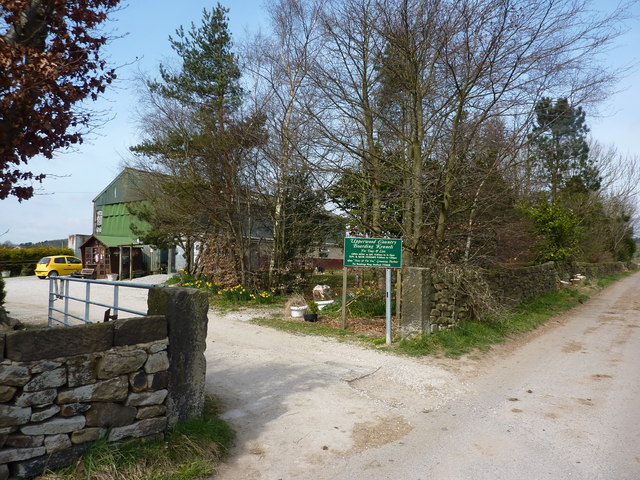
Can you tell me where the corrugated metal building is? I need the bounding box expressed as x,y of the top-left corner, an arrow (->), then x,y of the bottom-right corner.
80,168 -> 174,279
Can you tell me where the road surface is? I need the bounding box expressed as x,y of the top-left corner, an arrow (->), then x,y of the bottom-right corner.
4,273 -> 640,479
205,273 -> 640,480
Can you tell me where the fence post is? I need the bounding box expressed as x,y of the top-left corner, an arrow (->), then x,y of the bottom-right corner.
147,287 -> 209,429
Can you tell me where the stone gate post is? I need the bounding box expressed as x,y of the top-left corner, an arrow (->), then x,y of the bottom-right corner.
147,287 -> 209,429
400,267 -> 432,338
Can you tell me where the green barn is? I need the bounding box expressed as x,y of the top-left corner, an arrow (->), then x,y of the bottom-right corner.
80,168 -> 175,279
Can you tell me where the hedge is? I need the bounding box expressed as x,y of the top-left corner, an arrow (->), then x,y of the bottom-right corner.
0,247 -> 75,277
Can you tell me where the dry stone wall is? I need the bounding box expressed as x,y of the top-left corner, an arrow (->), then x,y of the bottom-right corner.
575,261 -> 634,279
402,261 -> 636,337
428,272 -> 472,333
0,315 -> 169,479
483,262 -> 559,307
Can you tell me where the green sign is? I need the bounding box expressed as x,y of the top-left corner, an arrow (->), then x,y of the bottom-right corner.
343,237 -> 402,268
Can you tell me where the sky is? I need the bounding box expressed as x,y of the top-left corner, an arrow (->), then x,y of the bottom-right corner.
1,0 -> 639,245
0,0 -> 268,245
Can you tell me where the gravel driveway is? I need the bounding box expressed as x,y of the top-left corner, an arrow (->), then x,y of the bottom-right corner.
206,273 -> 640,480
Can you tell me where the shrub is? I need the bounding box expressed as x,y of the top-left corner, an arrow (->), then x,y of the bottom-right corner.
0,247 -> 75,276
307,300 -> 319,314
525,202 -> 579,263
323,286 -> 392,318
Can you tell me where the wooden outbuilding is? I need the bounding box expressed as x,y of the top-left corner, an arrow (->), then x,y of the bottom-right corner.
79,235 -> 145,279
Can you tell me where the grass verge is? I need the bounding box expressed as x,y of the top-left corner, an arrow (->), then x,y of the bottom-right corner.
249,313 -> 382,346
395,272 -> 633,357
250,271 -> 635,359
251,313 -> 370,340
395,288 -> 588,358
40,396 -> 234,480
207,296 -> 285,313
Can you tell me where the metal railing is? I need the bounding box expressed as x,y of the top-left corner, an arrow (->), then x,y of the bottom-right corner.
47,276 -> 165,327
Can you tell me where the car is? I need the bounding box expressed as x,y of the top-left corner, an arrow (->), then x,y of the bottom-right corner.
35,255 -> 83,279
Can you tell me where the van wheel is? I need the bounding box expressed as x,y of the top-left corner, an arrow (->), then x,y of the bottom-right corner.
48,271 -> 59,277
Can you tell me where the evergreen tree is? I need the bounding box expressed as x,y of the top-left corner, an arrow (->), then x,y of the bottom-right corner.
131,3 -> 266,283
526,201 -> 580,263
529,98 -> 600,201
151,4 -> 242,124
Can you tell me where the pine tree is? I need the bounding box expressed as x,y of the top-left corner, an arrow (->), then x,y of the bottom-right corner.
131,3 -> 266,283
529,98 -> 600,201
150,4 -> 242,125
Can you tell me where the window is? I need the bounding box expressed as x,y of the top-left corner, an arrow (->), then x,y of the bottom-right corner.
86,248 -> 97,265
54,257 -> 65,264
95,210 -> 103,233
67,257 -> 82,264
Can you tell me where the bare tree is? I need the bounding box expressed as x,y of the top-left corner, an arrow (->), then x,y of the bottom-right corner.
243,0 -> 334,286
583,140 -> 640,260
312,0 -> 631,266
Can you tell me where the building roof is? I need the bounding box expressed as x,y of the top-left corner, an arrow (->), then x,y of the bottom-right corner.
93,168 -> 161,206
96,235 -> 142,248
80,235 -> 143,249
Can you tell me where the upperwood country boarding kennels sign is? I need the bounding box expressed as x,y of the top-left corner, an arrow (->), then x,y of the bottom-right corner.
343,237 -> 402,268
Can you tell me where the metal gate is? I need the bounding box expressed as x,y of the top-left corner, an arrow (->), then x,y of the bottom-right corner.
47,276 -> 164,326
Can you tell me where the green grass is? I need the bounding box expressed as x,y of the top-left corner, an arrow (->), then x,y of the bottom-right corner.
249,313 -> 385,348
250,314 -> 353,339
321,289 -> 392,318
595,271 -> 632,289
248,288 -> 594,357
396,271 -> 635,358
208,296 -> 285,313
395,288 -> 588,358
41,396 -> 234,480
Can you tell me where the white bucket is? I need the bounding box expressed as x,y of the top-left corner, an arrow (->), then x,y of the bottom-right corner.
290,306 -> 307,318
316,300 -> 334,310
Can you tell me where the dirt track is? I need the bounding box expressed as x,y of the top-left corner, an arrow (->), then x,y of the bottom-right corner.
4,274 -> 640,479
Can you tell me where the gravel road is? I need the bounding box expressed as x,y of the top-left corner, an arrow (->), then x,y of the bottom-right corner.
206,273 -> 640,480
4,273 -> 640,479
